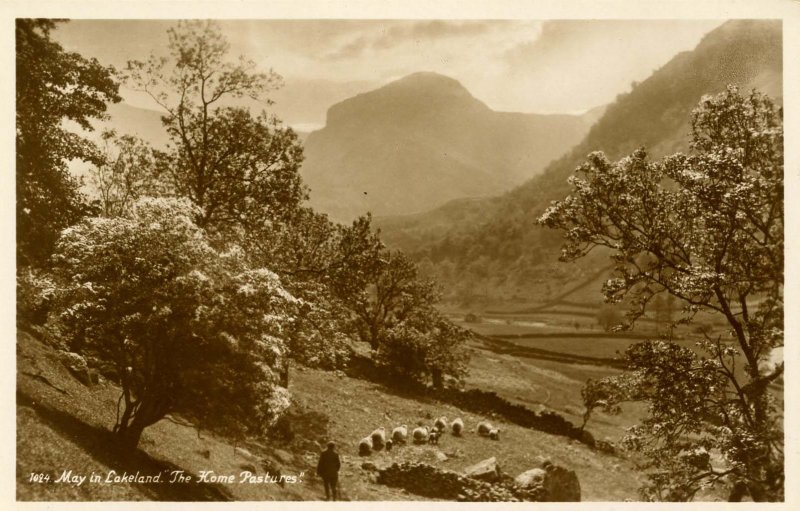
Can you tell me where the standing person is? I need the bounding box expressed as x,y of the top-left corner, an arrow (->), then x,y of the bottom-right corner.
316,441 -> 341,501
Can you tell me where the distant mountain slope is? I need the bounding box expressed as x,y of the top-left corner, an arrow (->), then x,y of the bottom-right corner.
376,20 -> 782,306
99,103 -> 312,148
300,72 -> 602,222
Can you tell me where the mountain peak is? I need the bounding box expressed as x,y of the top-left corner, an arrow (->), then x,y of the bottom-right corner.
387,71 -> 470,91
324,71 -> 488,128
377,71 -> 481,105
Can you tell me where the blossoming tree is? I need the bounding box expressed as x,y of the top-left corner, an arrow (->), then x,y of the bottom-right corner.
51,198 -> 296,449
539,87 -> 783,501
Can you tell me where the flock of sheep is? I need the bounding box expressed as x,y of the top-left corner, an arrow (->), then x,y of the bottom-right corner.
358,416 -> 501,456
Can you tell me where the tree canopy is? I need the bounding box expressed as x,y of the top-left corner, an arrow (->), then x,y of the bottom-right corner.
16,19 -> 120,266
51,198 -> 296,449
539,86 -> 783,501
125,20 -> 305,235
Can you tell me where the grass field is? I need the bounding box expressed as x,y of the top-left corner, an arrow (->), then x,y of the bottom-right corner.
17,327 -> 653,501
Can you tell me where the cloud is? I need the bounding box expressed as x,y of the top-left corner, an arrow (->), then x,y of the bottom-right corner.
326,21 -> 500,60
497,20 -> 724,112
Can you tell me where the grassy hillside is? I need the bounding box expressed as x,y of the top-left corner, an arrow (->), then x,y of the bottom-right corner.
376,20 -> 782,308
18,325 -> 651,501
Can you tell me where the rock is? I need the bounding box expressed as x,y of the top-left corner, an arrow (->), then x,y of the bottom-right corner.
273,448 -> 294,464
260,455 -> 282,473
198,449 -> 211,459
579,429 -> 595,446
542,464 -> 581,502
235,447 -> 258,461
57,351 -> 94,386
435,451 -> 449,462
596,439 -> 616,454
515,468 -> 546,488
361,462 -> 379,472
464,457 -> 502,483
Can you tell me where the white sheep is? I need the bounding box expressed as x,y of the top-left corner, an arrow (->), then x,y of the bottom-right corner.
477,421 -> 493,437
489,428 -> 501,441
433,416 -> 449,432
451,417 -> 464,436
392,425 -> 408,444
370,427 -> 386,451
412,426 -> 429,444
358,436 -> 373,456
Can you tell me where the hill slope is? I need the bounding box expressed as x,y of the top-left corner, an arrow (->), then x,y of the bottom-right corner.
376,20 -> 782,306
300,72 -> 602,222
18,325 -> 647,501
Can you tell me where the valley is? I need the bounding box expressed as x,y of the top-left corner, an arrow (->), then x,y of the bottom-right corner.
17,17 -> 785,504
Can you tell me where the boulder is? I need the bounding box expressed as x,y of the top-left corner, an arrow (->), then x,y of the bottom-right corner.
57,351 -> 94,386
515,468 -> 546,488
464,456 -> 502,483
542,464 -> 581,502
361,461 -> 379,472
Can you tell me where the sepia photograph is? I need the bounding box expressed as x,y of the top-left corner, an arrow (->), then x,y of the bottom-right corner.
6,0 -> 798,506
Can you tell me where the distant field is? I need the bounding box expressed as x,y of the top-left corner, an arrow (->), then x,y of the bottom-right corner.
486,335 -> 647,361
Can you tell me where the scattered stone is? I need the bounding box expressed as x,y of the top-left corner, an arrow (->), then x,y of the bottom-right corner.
515,468 -> 547,488
542,464 -> 581,502
464,456 -> 502,483
198,449 -> 211,459
235,447 -> 258,461
435,451 -> 449,462
260,456 -> 282,474
595,439 -> 616,454
361,461 -> 379,472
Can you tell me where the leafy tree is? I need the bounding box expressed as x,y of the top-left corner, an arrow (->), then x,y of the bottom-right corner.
125,20 -> 305,235
375,309 -> 471,389
579,373 -> 640,432
89,130 -> 160,217
16,19 -> 120,266
539,87 -> 783,501
341,249 -> 471,387
51,198 -> 295,449
349,251 -> 438,351
596,304 -> 623,332
242,209 -> 385,370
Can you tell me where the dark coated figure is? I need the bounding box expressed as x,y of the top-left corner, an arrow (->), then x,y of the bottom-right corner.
316,441 -> 341,501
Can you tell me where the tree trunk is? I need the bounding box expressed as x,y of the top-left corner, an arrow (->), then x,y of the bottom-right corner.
431,368 -> 443,390
113,393 -> 167,451
115,421 -> 146,451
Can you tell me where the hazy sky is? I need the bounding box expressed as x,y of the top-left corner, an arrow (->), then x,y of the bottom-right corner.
53,19 -> 724,130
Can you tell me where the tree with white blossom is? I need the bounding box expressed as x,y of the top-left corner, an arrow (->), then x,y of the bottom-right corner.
51,198 -> 296,449
539,86 -> 783,501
